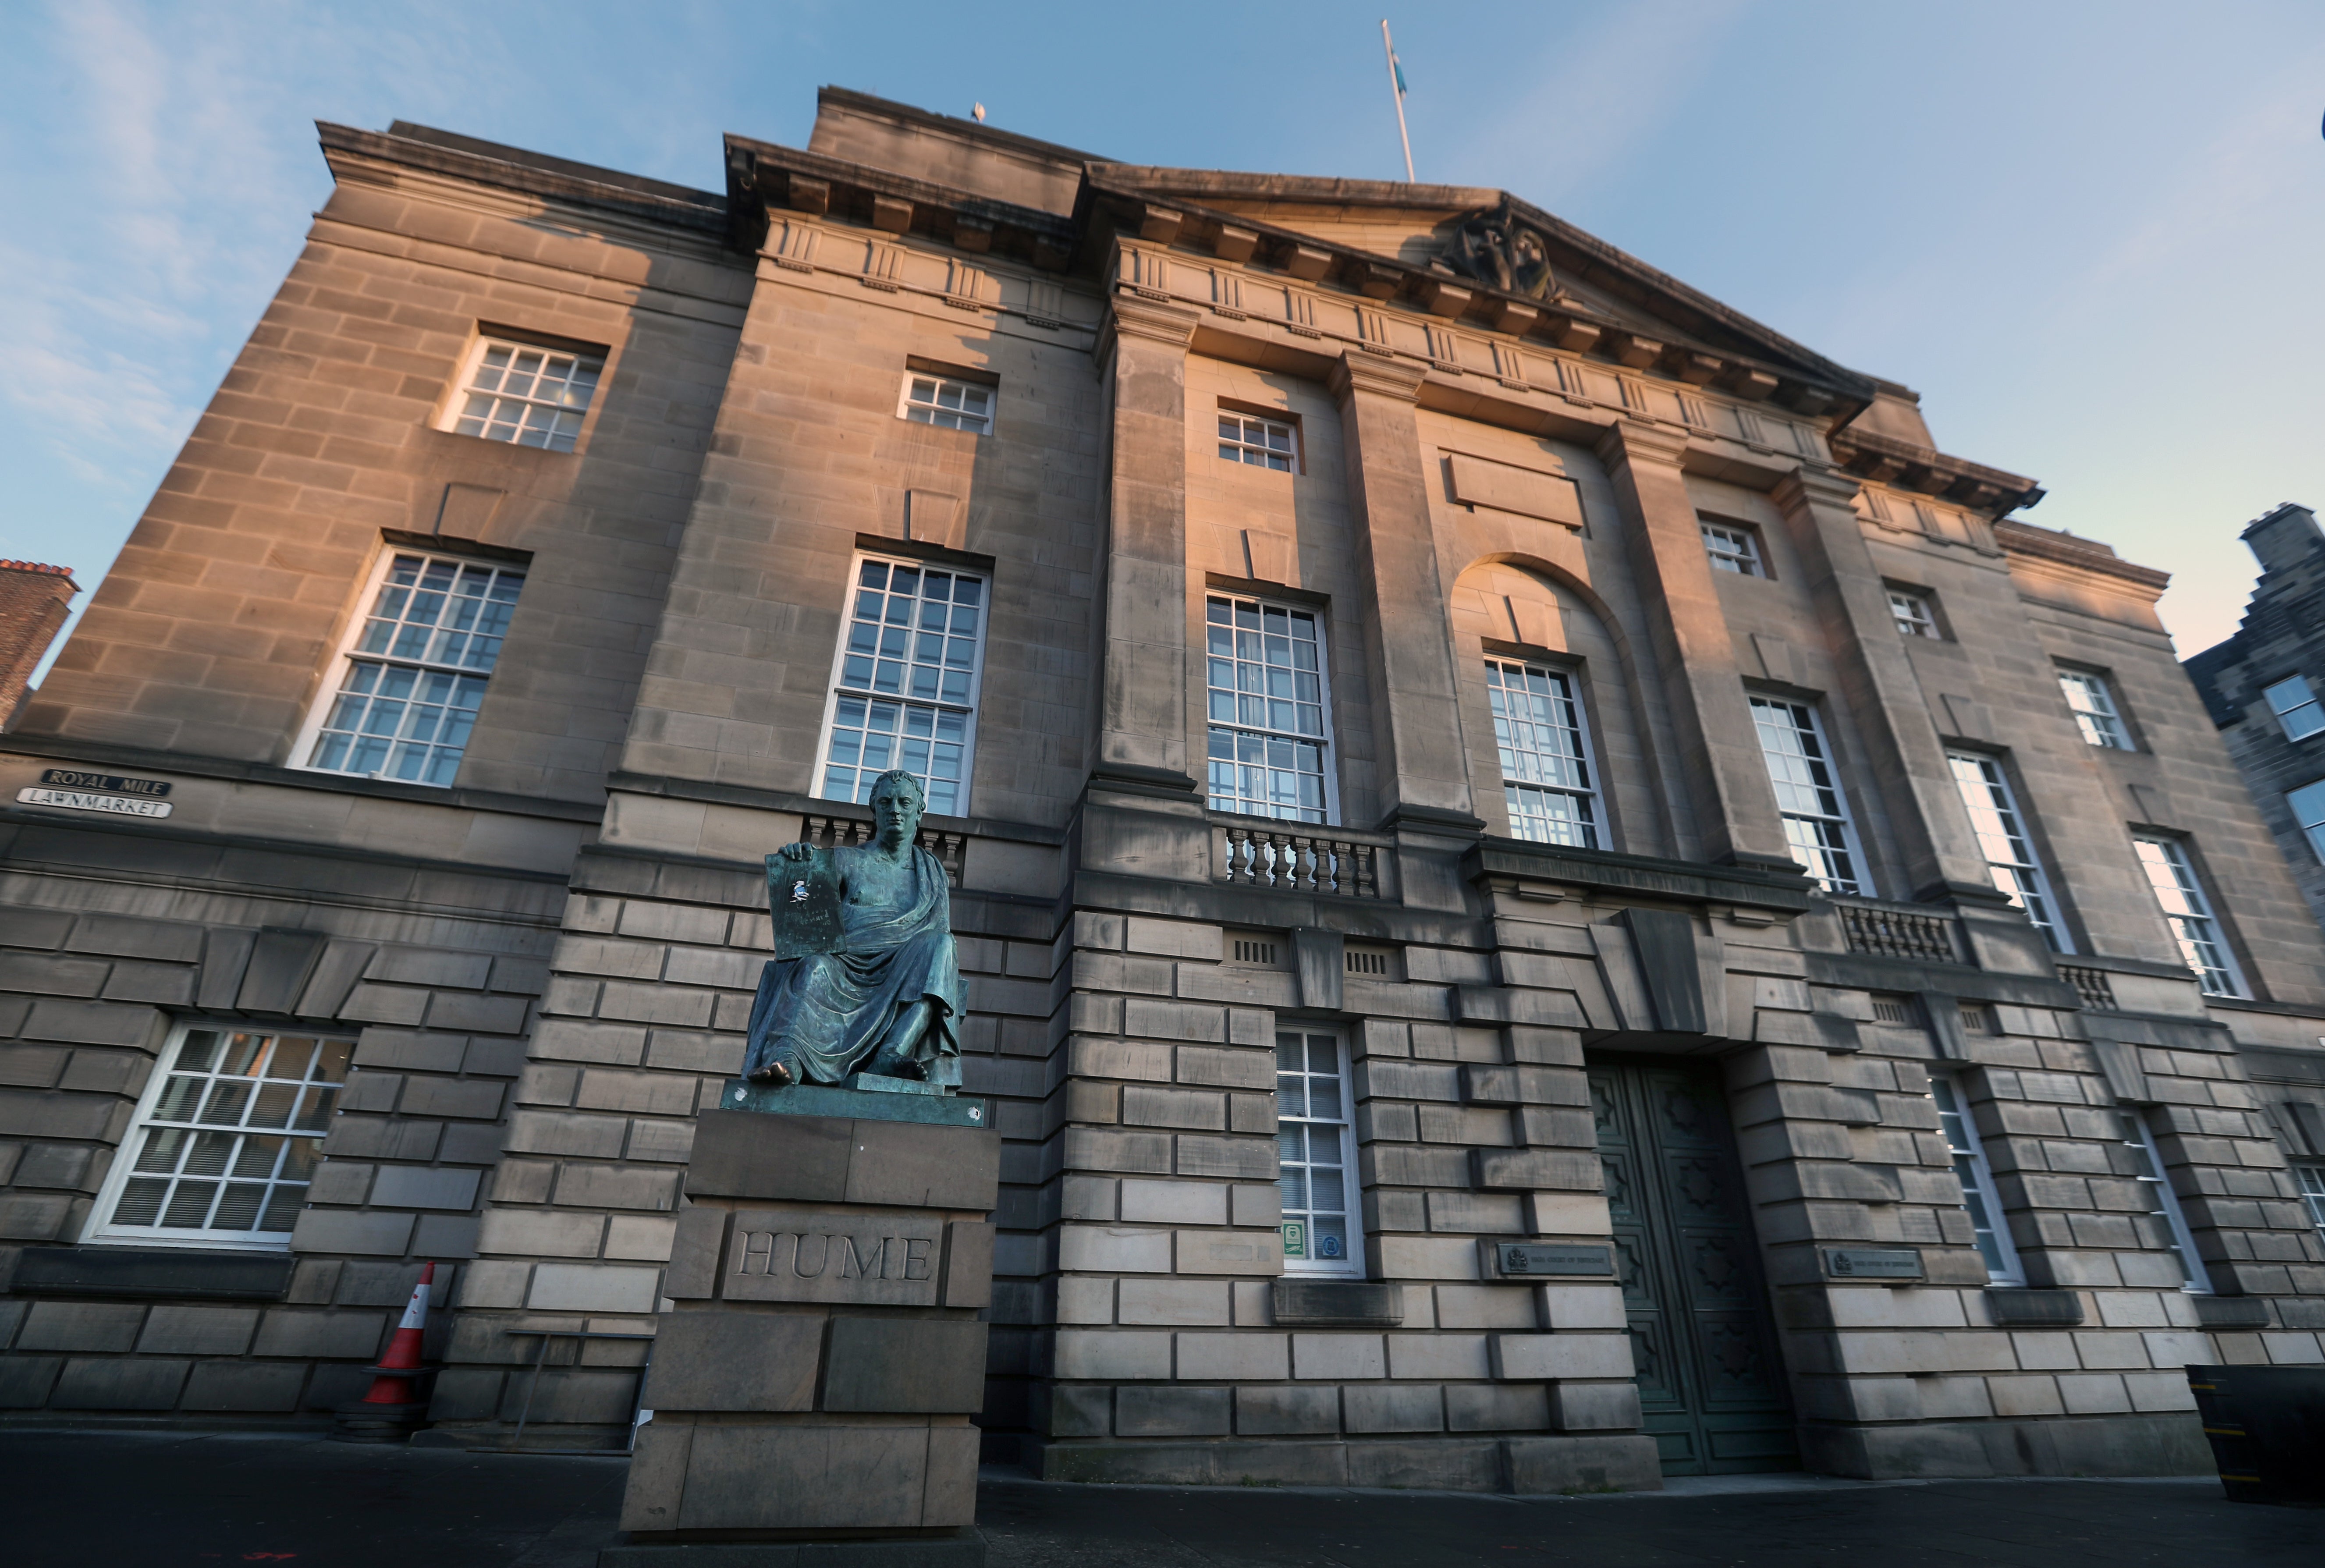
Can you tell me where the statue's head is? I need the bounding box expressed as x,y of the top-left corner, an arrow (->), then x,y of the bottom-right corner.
867,769 -> 926,842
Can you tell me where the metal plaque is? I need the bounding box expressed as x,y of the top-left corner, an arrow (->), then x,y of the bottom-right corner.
17,786 -> 171,819
37,768 -> 171,798
1496,1242 -> 1615,1277
1821,1247 -> 1924,1280
764,845 -> 844,957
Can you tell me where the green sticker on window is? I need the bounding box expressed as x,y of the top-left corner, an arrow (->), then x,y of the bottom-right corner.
1280,1220 -> 1307,1259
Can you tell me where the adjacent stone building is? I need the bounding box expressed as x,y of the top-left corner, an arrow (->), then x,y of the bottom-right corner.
2,89 -> 2322,1486
0,561 -> 77,726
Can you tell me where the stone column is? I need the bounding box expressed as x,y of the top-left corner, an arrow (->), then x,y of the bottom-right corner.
1328,351 -> 1477,828
1093,295 -> 1202,795
1768,468 -> 1994,901
1594,423 -> 1792,869
605,1098 -> 998,1567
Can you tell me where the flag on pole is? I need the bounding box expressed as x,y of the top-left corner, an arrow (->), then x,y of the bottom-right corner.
1381,19 -> 1416,182
1393,57 -> 1408,97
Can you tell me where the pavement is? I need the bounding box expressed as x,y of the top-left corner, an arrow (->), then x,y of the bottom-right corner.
4,1430 -> 2319,1568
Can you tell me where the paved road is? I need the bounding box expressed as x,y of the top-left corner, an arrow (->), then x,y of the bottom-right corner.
3,1431 -> 2317,1568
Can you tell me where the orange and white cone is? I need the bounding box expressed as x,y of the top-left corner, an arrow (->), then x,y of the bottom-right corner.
360,1260 -> 434,1406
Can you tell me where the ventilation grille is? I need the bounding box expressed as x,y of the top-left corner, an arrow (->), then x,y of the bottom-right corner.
1958,1003 -> 1994,1034
1232,939 -> 1278,966
1870,994 -> 1916,1026
1345,949 -> 1390,977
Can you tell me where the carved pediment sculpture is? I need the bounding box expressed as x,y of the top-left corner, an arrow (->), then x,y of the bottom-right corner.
1442,202 -> 1555,300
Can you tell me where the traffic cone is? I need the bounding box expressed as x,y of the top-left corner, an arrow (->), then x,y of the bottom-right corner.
360,1260 -> 435,1405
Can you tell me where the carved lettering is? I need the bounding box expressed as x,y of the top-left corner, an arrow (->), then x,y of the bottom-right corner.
838,1235 -> 884,1279
793,1233 -> 830,1278
738,1230 -> 774,1276
719,1206 -> 949,1305
903,1237 -> 934,1281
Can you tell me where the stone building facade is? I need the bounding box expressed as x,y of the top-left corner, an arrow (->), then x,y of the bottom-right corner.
0,561 -> 78,725
2,89 -> 2322,1486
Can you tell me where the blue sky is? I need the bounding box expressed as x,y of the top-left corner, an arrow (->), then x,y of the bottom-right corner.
3,0 -> 2322,671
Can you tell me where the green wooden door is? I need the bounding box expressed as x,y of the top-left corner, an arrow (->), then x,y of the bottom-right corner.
1590,1058 -> 1798,1476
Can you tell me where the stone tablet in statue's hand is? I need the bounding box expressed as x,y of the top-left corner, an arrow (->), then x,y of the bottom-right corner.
774,841 -> 816,863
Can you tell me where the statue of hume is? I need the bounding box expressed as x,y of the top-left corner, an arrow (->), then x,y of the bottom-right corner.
742,769 -> 964,1089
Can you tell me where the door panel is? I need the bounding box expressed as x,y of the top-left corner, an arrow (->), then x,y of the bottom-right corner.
1590,1058 -> 1797,1476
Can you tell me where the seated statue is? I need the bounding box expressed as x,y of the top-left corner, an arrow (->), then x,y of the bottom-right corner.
742,769 -> 963,1088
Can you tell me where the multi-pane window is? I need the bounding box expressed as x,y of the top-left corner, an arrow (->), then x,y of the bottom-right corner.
1701,520 -> 1764,577
2290,778 -> 2325,864
1485,660 -> 1599,848
1205,594 -> 1331,823
447,337 -> 601,452
1277,1031 -> 1362,1276
2262,675 -> 2324,741
818,557 -> 986,818
1750,697 -> 1867,894
2296,1164 -> 2325,1246
1930,1075 -> 2022,1284
1218,412 -> 1297,472
1889,588 -> 1940,639
2058,669 -> 2130,749
302,551 -> 525,786
2133,836 -> 2244,997
2117,1107 -> 2210,1291
92,1026 -> 351,1248
1948,753 -> 2069,951
897,371 -> 992,434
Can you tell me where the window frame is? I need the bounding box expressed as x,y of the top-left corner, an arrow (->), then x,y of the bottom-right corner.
1216,407 -> 1301,473
2261,674 -> 2325,742
1928,1073 -> 2023,1284
85,1021 -> 355,1253
2131,834 -> 2247,998
2117,1107 -> 2212,1293
1203,592 -> 1339,826
1484,656 -> 1604,849
810,551 -> 990,819
2289,778 -> 2325,865
1947,751 -> 2071,952
289,545 -> 527,789
895,369 -> 994,435
437,332 -> 605,454
2058,668 -> 2132,750
1887,585 -> 1942,639
1749,695 -> 1871,895
1699,518 -> 1767,578
2295,1162 -> 2325,1247
1275,1028 -> 1365,1279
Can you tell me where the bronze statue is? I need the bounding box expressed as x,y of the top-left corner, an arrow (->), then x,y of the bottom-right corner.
742,769 -> 963,1089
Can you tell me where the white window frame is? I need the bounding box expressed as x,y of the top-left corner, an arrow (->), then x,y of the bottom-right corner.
2117,1107 -> 2211,1293
438,333 -> 603,452
1750,696 -> 1871,895
1700,519 -> 1765,577
86,1022 -> 354,1252
2132,835 -> 2246,998
1948,752 -> 2071,952
291,546 -> 526,788
1888,587 -> 1940,639
1204,592 -> 1338,825
1276,1028 -> 1365,1278
1929,1074 -> 2023,1284
1217,409 -> 1299,472
2058,668 -> 2131,750
2290,778 -> 2325,865
2295,1162 -> 2325,1247
1485,657 -> 1603,849
2262,675 -> 2325,742
896,370 -> 993,435
811,552 -> 989,819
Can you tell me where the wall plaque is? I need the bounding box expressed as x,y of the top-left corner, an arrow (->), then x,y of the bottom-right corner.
1496,1242 -> 1615,1277
18,786 -> 171,819
1821,1247 -> 1924,1280
38,768 -> 172,797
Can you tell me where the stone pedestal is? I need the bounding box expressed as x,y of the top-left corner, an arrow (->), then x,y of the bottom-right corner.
602,1085 -> 998,1568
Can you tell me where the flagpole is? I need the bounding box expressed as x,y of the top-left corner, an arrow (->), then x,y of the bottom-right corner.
1381,19 -> 1415,182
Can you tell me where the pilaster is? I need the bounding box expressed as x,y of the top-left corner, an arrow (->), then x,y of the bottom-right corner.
1093,295 -> 1202,795
1594,422 -> 1790,869
1328,352 -> 1478,829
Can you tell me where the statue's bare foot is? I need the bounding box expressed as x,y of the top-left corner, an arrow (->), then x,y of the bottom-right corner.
745,1058 -> 795,1087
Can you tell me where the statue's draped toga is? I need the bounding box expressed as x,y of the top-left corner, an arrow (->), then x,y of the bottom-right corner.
742,840 -> 964,1086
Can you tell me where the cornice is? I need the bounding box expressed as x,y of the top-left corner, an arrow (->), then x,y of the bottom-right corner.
1464,839 -> 1816,918
1328,350 -> 1427,405
318,122 -> 726,235
1993,520 -> 2171,593
723,133 -> 1078,271
1829,426 -> 2042,518
1101,292 -> 1201,349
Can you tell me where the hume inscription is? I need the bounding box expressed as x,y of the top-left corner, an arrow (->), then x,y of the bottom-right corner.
665,1203 -> 992,1309
734,1227 -> 936,1284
